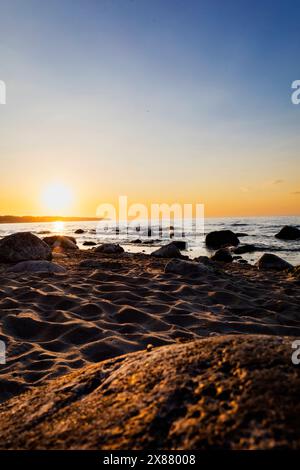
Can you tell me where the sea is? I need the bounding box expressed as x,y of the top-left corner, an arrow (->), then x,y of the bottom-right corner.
0,216 -> 299,266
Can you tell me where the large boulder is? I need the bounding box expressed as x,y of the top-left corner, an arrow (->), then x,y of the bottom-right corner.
275,226 -> 300,240
256,253 -> 293,271
43,235 -> 78,251
211,248 -> 233,262
94,243 -> 124,254
165,258 -> 211,276
0,232 -> 52,263
151,243 -> 182,258
7,260 -> 66,274
0,335 -> 299,449
205,230 -> 239,249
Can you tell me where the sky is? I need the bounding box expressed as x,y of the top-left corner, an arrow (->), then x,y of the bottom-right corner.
0,0 -> 299,217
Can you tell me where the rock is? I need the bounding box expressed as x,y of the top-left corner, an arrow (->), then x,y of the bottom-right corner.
131,239 -> 142,244
0,232 -> 52,263
211,248 -> 233,262
170,240 -> 187,250
7,261 -> 66,274
232,244 -> 257,254
75,229 -> 85,234
291,266 -> 300,280
238,259 -> 248,265
0,335 -> 299,449
275,226 -> 300,240
235,232 -> 248,237
151,243 -> 182,258
94,243 -> 124,254
205,230 -> 239,249
82,241 -> 96,246
165,259 -> 211,276
256,253 -> 293,271
43,235 -> 78,251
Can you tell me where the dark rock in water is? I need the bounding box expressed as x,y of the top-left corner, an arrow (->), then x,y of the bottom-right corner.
7,260 -> 66,274
238,259 -> 248,264
37,230 -> 51,235
151,243 -> 182,259
235,232 -> 249,237
205,230 -> 239,249
82,241 -> 96,246
0,335 -> 299,449
170,240 -> 187,250
275,225 -> 300,240
0,232 -> 52,262
94,243 -> 124,254
211,248 -> 233,262
233,244 -> 257,254
256,253 -> 293,271
131,239 -> 142,244
165,258 -> 211,276
75,229 -> 85,234
43,235 -> 78,251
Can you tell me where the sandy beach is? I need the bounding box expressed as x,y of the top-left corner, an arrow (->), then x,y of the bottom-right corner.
0,233 -> 299,449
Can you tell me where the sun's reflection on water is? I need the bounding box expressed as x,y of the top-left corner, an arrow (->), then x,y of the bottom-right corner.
52,221 -> 65,233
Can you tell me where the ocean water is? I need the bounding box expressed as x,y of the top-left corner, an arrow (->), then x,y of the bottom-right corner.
0,216 -> 299,266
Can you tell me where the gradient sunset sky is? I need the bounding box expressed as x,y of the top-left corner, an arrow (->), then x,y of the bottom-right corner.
0,0 -> 299,217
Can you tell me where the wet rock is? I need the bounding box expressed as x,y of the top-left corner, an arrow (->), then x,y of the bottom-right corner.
275,226 -> 300,240
82,241 -> 96,246
75,229 -> 85,234
43,236 -> 78,251
256,253 -> 293,271
0,232 -> 52,262
211,248 -> 233,262
151,243 -> 182,259
170,240 -> 187,250
205,230 -> 239,249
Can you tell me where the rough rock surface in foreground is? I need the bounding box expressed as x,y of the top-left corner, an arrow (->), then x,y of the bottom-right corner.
0,335 -> 299,450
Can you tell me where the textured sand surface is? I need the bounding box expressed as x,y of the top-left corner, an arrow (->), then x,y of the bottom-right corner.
0,250 -> 299,403
0,335 -> 299,450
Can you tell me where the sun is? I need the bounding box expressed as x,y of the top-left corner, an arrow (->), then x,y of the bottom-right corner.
41,183 -> 74,215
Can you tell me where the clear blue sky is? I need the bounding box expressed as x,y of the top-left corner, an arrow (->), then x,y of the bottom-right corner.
0,0 -> 299,216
